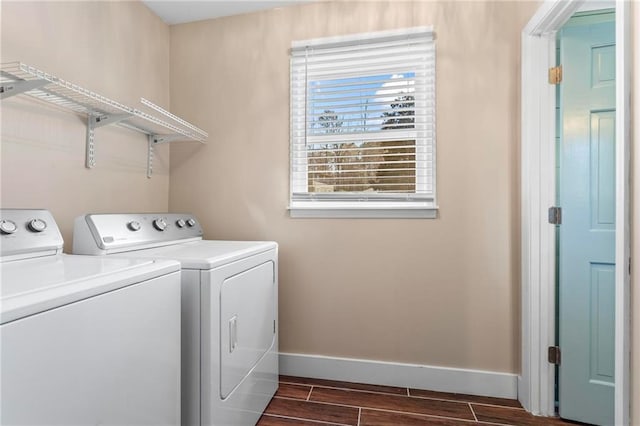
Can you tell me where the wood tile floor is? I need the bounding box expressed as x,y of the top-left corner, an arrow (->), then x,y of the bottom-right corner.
257,376 -> 584,426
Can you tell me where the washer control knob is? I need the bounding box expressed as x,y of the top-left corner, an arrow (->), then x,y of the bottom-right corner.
186,218 -> 196,227
176,219 -> 186,228
127,221 -> 141,232
28,219 -> 47,233
153,218 -> 168,231
0,220 -> 18,234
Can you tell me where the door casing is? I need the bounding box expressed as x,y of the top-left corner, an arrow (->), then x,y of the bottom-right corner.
519,1 -> 631,425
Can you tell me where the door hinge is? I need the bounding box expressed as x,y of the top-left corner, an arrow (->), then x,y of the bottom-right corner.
549,65 -> 563,84
273,320 -> 276,334
548,206 -> 562,225
548,346 -> 561,365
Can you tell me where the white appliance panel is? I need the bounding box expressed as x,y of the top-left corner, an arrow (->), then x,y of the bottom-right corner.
73,213 -> 204,254
181,269 -> 202,426
220,260 -> 276,398
1,272 -> 181,425
200,250 -> 278,426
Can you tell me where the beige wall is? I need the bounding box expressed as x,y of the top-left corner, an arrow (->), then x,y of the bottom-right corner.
169,1 -> 539,373
0,1 -> 171,247
2,1 -> 637,414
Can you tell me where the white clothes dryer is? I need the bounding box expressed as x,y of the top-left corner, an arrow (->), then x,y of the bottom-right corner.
0,209 -> 182,425
73,213 -> 278,426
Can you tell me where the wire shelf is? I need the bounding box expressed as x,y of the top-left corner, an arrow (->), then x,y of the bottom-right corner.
1,62 -> 207,141
0,62 -> 207,177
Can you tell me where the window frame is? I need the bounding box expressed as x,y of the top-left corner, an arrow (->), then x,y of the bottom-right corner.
289,26 -> 437,219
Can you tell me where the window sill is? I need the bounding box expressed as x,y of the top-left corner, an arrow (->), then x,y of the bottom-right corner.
288,202 -> 438,219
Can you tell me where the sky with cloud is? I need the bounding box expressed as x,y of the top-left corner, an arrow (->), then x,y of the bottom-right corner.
308,72 -> 415,135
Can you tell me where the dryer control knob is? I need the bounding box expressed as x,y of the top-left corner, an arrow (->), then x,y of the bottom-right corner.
28,219 -> 47,233
127,221 -> 141,231
176,219 -> 186,228
0,220 -> 17,234
186,218 -> 196,227
153,218 -> 168,231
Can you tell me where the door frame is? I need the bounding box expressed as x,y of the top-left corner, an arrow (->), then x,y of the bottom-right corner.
519,0 -> 631,425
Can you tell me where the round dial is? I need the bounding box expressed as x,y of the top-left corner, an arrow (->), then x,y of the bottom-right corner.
186,218 -> 196,227
153,218 -> 168,231
176,219 -> 186,228
28,219 -> 47,233
0,220 -> 17,234
127,221 -> 141,231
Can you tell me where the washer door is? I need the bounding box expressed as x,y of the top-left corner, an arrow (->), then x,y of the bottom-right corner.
1,273 -> 181,425
220,260 -> 276,399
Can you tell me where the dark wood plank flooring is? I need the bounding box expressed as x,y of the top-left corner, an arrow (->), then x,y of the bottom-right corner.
257,376 -> 584,425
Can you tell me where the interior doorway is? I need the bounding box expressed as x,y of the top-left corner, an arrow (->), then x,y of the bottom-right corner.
519,1 -> 631,424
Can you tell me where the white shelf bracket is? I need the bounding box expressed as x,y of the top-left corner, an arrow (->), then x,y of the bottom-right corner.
147,135 -> 155,178
85,113 -> 133,169
147,134 -> 185,178
86,120 -> 97,169
0,79 -> 48,100
91,113 -> 133,129
148,134 -> 185,145
146,133 -> 183,178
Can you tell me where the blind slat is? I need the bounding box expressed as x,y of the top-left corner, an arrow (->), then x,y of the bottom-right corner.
306,130 -> 420,144
308,152 -> 417,160
304,75 -> 418,90
292,192 -> 434,200
301,50 -> 434,68
302,95 -> 434,107
308,160 -> 415,168
298,98 -> 431,113
305,65 -> 429,79
308,116 -> 427,129
291,31 -> 433,55
308,122 -> 430,134
308,83 -> 426,98
311,174 -> 419,180
307,108 -> 427,119
301,143 -> 423,154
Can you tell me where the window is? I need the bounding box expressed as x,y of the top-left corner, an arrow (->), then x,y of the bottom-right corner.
289,26 -> 436,218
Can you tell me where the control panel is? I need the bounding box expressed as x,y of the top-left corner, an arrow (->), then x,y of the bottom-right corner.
73,213 -> 204,254
0,209 -> 64,261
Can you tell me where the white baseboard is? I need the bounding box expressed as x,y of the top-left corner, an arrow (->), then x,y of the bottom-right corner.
279,352 -> 518,399
517,375 -> 529,411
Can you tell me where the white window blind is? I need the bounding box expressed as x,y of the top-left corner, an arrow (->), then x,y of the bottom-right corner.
289,27 -> 436,217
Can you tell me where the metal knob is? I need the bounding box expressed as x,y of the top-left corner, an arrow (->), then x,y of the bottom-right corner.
176,219 -> 186,228
186,218 -> 196,227
28,219 -> 47,232
0,220 -> 17,234
127,221 -> 141,231
153,218 -> 168,231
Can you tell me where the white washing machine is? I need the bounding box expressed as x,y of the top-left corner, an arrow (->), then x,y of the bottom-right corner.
0,209 -> 182,425
72,213 -> 278,426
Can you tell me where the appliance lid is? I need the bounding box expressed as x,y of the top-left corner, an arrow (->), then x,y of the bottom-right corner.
112,240 -> 277,270
0,254 -> 180,324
